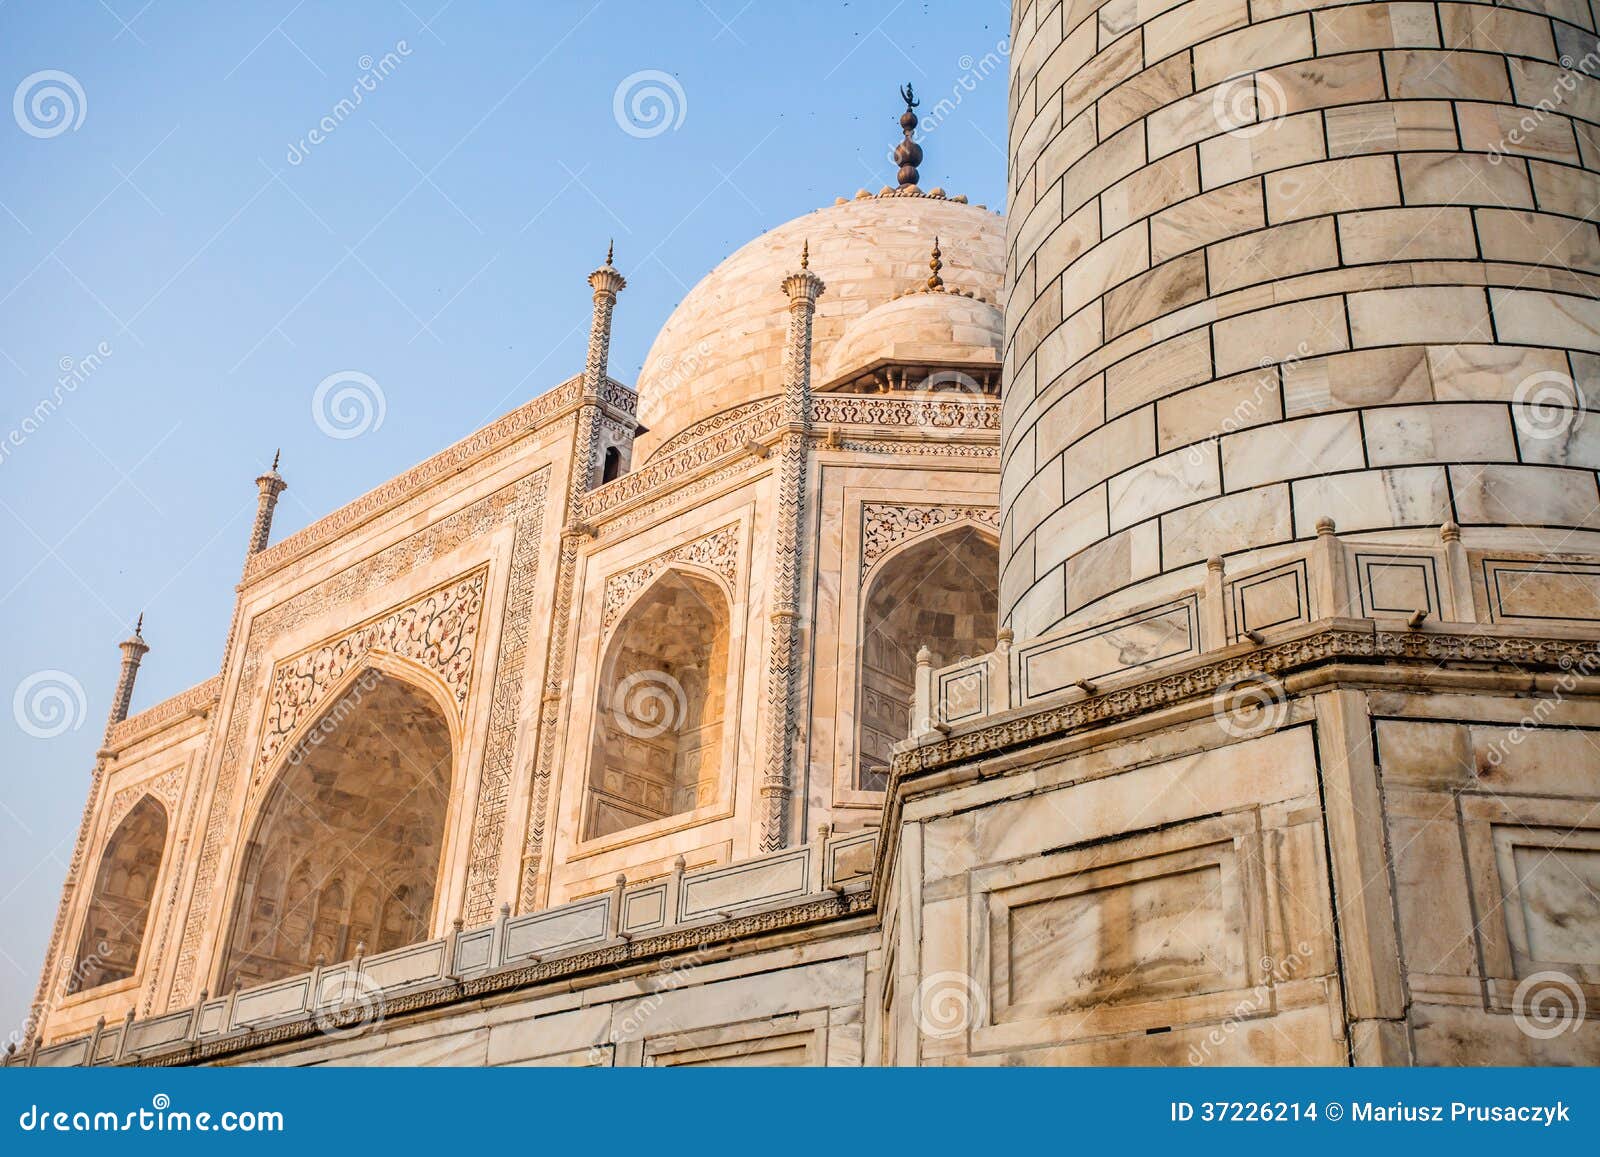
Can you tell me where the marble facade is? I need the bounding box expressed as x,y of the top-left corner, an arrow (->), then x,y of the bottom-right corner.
19,0 -> 1600,1067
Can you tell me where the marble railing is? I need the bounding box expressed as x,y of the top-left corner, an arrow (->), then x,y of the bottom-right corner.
911,517 -> 1536,731
8,828 -> 877,1068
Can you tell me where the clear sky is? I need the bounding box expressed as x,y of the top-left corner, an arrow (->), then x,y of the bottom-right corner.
0,1 -> 1009,1042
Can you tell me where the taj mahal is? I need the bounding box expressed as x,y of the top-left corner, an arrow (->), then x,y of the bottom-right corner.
12,0 -> 1600,1066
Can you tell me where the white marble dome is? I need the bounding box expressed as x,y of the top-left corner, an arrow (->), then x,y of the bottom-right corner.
633,191 -> 1005,461
820,289 -> 1002,389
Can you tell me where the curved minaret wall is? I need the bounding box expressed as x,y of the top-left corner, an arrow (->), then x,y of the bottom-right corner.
1002,0 -> 1600,641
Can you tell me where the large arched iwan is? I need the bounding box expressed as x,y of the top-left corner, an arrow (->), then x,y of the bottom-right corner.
857,525 -> 999,790
70,795 -> 169,994
585,568 -> 732,840
217,667 -> 455,991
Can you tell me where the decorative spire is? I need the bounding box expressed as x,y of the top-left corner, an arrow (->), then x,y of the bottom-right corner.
926,236 -> 944,292
576,245 -> 627,497
894,82 -> 922,189
247,452 -> 288,561
800,239 -> 809,270
584,244 -> 627,387
104,616 -> 150,744
762,245 -> 826,853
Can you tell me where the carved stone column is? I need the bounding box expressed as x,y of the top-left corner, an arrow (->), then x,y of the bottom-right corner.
512,247 -> 625,915
31,617 -> 152,1042
759,245 -> 824,852
103,617 -> 149,747
573,245 -> 626,505
245,453 -> 286,562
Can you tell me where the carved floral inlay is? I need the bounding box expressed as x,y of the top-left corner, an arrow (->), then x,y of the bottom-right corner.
106,765 -> 185,833
860,503 -> 999,577
601,524 -> 741,635
251,568 -> 488,788
811,393 -> 998,430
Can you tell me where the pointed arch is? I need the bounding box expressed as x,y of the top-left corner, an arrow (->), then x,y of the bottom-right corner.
70,795 -> 169,994
856,524 -> 999,790
218,665 -> 456,990
585,567 -> 733,839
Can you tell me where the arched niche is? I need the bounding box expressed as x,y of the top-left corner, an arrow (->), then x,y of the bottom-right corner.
584,568 -> 732,840
218,667 -> 455,991
857,524 -> 999,790
69,795 -> 169,994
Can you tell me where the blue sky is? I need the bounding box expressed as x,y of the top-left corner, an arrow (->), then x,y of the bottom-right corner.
0,1 -> 1009,1041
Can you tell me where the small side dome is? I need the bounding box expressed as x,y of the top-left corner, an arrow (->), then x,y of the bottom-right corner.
633,194 -> 1004,461
821,291 -> 1002,392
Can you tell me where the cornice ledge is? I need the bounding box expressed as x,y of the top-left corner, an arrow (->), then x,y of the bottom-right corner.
105,675 -> 223,751
889,620 -> 1600,781
240,374 -> 633,587
134,890 -> 872,1067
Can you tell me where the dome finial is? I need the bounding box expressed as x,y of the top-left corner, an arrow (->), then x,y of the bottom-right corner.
894,82 -> 922,189
927,236 -> 943,291
605,238 -> 614,267
800,239 -> 809,270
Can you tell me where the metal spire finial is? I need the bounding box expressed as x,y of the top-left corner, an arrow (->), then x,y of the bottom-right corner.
894,82 -> 923,188
800,239 -> 809,270
605,239 -> 614,267
927,236 -> 944,291
271,448 -> 280,471
134,613 -> 143,637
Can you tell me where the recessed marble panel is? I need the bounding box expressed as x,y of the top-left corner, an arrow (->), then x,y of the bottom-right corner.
1018,598 -> 1198,702
1354,553 -> 1441,617
1483,559 -> 1600,623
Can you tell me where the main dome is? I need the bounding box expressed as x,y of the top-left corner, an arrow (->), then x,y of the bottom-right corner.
633,191 -> 1005,461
